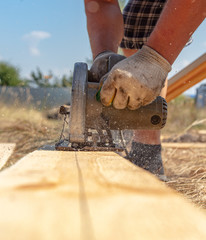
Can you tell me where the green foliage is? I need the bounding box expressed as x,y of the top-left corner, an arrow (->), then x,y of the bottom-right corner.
29,67 -> 72,88
52,74 -> 72,88
0,62 -> 26,86
61,75 -> 72,87
0,61 -> 72,88
30,67 -> 52,87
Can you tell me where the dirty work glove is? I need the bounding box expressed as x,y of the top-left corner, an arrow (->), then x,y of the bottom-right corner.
100,45 -> 171,110
90,51 -> 125,82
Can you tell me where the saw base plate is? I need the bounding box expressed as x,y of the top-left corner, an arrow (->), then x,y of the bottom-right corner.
55,140 -> 123,152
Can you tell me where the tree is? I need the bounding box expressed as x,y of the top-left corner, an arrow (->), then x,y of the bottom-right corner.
61,75 -> 72,87
29,67 -> 53,87
52,74 -> 72,88
0,62 -> 25,86
29,67 -> 73,88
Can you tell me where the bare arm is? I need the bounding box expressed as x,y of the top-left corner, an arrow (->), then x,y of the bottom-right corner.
147,0 -> 206,64
84,0 -> 124,59
85,0 -> 206,110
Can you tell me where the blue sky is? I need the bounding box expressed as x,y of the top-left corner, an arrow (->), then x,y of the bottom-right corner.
0,0 -> 205,95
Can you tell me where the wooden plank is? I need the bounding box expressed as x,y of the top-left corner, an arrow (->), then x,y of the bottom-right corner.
0,143 -> 16,169
167,53 -> 206,102
162,142 -> 206,149
0,150 -> 206,240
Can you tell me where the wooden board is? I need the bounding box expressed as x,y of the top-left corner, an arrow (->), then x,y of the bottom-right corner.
0,143 -> 16,169
167,53 -> 206,102
0,150 -> 206,240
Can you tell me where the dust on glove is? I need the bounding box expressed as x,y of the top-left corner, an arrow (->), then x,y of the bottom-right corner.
100,45 -> 171,110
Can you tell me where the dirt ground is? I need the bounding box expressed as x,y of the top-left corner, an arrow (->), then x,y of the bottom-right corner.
0,99 -> 206,210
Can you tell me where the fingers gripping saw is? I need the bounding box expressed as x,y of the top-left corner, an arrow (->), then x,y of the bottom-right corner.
55,56 -> 167,151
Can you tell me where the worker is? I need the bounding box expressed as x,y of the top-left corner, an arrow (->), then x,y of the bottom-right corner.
84,0 -> 206,177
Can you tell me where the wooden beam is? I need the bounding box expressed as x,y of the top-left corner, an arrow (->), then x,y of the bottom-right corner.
0,150 -> 206,240
0,143 -> 16,169
167,53 -> 206,102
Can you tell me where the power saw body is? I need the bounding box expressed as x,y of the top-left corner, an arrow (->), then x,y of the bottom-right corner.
55,56 -> 167,151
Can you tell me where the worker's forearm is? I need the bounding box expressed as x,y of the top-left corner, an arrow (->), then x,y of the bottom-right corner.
147,0 -> 206,64
84,0 -> 124,59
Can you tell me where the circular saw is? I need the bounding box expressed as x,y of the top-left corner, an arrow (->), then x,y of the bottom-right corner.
55,56 -> 167,151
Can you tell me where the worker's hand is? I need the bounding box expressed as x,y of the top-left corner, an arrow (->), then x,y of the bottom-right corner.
90,51 -> 125,82
100,45 -> 171,110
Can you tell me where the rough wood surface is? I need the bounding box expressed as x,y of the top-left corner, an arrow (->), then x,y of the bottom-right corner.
0,150 -> 206,240
0,143 -> 16,169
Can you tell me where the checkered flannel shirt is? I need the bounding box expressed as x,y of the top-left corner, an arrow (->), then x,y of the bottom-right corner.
120,0 -> 167,49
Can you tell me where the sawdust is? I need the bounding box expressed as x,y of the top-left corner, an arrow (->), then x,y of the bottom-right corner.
0,100 -> 206,210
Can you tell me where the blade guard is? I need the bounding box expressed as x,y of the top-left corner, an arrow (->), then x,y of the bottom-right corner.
67,61 -> 167,147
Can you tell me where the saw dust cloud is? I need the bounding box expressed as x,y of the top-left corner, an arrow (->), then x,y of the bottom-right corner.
0,95 -> 206,210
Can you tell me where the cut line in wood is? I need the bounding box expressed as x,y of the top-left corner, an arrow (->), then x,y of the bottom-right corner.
0,150 -> 206,240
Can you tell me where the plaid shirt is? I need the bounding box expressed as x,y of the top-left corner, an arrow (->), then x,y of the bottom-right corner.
120,0 -> 167,49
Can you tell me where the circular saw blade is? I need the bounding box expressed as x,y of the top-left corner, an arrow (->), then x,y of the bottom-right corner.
69,62 -> 88,143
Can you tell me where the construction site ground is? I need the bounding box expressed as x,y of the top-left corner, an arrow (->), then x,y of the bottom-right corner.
0,95 -> 206,210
